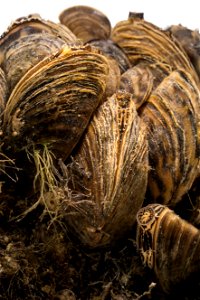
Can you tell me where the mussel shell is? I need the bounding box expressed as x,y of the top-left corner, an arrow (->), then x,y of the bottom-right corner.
62,91 -> 149,247
3,45 -> 108,159
0,15 -> 78,92
0,67 -> 7,115
1,33 -> 69,91
185,176 -> 200,227
59,5 -> 111,43
119,61 -> 173,110
0,14 -> 77,55
136,204 -> 200,293
119,64 -> 154,109
111,14 -> 198,83
90,39 -> 131,73
139,69 -> 200,205
103,56 -> 121,99
166,25 -> 200,78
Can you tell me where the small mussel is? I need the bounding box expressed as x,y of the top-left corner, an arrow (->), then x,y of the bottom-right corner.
62,91 -> 149,247
59,5 -> 111,43
119,61 -> 173,111
3,45 -> 108,159
119,63 -> 154,109
136,204 -> 200,293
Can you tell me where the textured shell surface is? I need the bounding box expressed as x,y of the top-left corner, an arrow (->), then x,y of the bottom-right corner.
111,14 -> 199,84
103,56 -> 121,100
119,63 -> 154,109
119,61 -> 173,111
0,14 -> 77,50
90,39 -> 131,73
3,45 -> 108,159
59,5 -> 111,43
62,91 -> 149,247
136,203 -> 200,293
0,33 -> 70,92
0,15 -> 78,92
139,69 -> 200,205
166,24 -> 200,78
0,67 -> 7,115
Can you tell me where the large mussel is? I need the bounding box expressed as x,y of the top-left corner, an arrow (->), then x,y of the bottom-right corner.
59,91 -> 148,247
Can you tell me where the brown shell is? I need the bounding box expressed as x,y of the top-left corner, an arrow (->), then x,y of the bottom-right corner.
90,39 -> 131,73
185,176 -> 200,227
3,45 -> 108,159
119,64 -> 154,109
59,5 -> 111,43
136,204 -> 200,293
111,14 -> 199,83
0,14 -> 77,50
119,61 -> 172,110
139,69 -> 200,205
0,15 -> 78,91
166,25 -> 200,78
1,33 -> 69,91
103,56 -> 121,100
61,91 -> 149,247
0,67 -> 7,115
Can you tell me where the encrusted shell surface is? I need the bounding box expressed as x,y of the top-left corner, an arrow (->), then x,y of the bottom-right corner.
0,15 -> 78,91
62,91 -> 149,247
59,5 -> 111,43
139,69 -> 200,205
111,14 -> 199,83
136,204 -> 200,293
3,45 -> 108,159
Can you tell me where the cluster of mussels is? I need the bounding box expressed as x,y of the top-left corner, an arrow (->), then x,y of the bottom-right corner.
0,5 -> 200,295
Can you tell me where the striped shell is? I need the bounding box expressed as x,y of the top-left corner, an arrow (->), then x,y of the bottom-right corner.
0,67 -> 8,122
90,39 -> 131,73
136,204 -> 200,293
139,69 -> 200,205
111,14 -> 199,83
0,14 -> 78,91
166,25 -> 200,78
59,5 -> 111,43
119,64 -> 154,109
62,91 -> 148,247
3,45 -> 108,159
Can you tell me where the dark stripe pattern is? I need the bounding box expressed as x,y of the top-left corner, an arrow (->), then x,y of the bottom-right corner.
137,203 -> 200,293
112,16 -> 199,83
59,5 -> 111,43
3,46 -> 108,159
140,69 -> 200,205
64,91 -> 148,247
